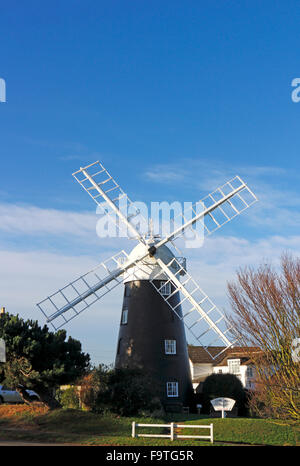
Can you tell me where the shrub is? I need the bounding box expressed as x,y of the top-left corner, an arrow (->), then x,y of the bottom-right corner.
59,387 -> 80,410
98,367 -> 162,416
78,365 -> 163,416
202,373 -> 248,416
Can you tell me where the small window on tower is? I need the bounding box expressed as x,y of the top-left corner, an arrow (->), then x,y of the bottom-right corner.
165,339 -> 176,354
117,338 -> 122,354
166,381 -> 178,397
160,281 -> 171,296
121,308 -> 128,325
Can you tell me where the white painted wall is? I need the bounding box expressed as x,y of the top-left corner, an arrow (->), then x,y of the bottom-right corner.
190,358 -> 256,390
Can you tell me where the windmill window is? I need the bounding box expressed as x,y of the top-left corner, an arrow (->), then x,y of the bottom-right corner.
121,309 -> 128,325
166,381 -> 178,397
165,339 -> 176,354
117,338 -> 122,354
160,281 -> 171,296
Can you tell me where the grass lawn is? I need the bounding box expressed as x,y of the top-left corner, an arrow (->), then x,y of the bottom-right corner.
0,404 -> 299,446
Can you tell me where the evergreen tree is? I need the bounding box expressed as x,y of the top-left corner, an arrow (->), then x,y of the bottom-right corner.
0,312 -> 90,408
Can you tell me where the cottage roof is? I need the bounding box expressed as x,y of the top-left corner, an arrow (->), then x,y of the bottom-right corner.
188,345 -> 262,366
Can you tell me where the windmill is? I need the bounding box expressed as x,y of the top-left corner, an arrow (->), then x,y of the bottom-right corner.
37,161 -> 257,411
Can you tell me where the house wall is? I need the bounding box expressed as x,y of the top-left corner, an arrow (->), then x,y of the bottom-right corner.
213,365 -> 247,386
189,360 -> 213,381
213,364 -> 256,389
189,358 -> 256,391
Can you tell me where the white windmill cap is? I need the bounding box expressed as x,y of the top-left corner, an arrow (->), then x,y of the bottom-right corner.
123,239 -> 178,283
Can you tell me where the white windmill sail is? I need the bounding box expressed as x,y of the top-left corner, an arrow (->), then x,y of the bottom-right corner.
144,177 -> 257,359
72,161 -> 148,243
37,250 -> 129,330
149,256 -> 239,360
154,175 -> 257,252
37,246 -> 154,330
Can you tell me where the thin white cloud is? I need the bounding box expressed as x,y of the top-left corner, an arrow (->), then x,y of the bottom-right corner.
0,167 -> 299,363
0,249 -> 123,304
143,159 -> 300,232
144,159 -> 291,189
0,202 -> 96,237
1,233 -> 299,364
187,234 -> 300,309
0,202 -> 140,257
145,168 -> 186,183
0,248 -> 122,365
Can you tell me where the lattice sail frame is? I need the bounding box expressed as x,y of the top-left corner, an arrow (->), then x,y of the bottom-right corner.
148,256 -> 240,360
72,161 -> 148,242
37,250 -> 129,330
158,175 -> 257,252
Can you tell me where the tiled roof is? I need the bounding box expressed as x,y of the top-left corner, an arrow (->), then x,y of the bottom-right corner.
188,345 -> 262,366
188,346 -> 226,364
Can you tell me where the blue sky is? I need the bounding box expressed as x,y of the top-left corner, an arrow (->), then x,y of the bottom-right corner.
0,1 -> 300,364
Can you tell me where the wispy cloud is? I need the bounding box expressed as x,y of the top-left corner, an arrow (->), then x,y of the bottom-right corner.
0,202 -> 96,237
143,158 -> 300,232
144,159 -> 290,189
1,232 -> 299,363
144,168 -> 186,183
1,162 -> 299,363
185,233 -> 300,309
0,248 -> 122,364
0,201 -> 133,257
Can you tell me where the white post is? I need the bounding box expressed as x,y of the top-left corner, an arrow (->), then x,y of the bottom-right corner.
132,421 -> 136,438
170,422 -> 174,441
210,423 -> 213,443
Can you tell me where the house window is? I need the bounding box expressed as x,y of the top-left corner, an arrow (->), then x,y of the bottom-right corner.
246,366 -> 253,378
166,381 -> 178,397
121,308 -> 128,325
228,359 -> 240,375
165,339 -> 176,354
160,281 -> 171,296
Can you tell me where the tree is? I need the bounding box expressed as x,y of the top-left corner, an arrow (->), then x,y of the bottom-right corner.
0,312 -> 90,408
227,254 -> 300,421
100,367 -> 162,416
201,373 -> 247,415
79,364 -> 112,411
78,365 -> 163,416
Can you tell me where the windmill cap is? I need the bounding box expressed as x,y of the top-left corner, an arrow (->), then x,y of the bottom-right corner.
123,240 -> 180,283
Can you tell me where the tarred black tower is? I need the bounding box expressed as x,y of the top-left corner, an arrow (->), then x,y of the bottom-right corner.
115,242 -> 193,412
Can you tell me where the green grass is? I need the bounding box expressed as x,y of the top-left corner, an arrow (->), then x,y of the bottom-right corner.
0,406 -> 299,446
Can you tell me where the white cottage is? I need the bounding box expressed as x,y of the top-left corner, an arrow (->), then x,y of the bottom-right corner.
188,346 -> 261,392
